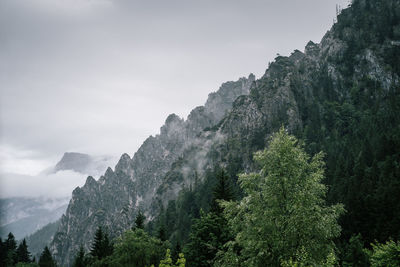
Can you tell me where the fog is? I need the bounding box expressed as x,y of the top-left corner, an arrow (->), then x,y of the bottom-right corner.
0,171 -> 89,198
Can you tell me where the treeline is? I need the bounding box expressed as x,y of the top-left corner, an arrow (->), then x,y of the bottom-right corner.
0,233 -> 56,267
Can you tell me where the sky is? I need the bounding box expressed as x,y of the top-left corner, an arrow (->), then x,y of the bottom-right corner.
0,0 -> 350,197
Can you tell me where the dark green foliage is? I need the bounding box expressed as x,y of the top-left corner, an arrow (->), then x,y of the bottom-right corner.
341,234 -> 370,266
0,238 -> 4,267
184,211 -> 232,267
3,232 -> 18,266
90,227 -> 113,261
72,245 -> 87,267
17,239 -> 31,263
134,210 -> 146,230
184,168 -> 234,267
38,246 -> 56,267
157,224 -> 167,242
210,169 -> 234,214
171,242 -> 181,263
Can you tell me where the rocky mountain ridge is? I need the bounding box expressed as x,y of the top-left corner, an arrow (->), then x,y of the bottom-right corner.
50,75 -> 255,265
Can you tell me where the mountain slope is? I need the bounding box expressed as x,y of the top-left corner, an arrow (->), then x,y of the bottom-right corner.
50,75 -> 255,265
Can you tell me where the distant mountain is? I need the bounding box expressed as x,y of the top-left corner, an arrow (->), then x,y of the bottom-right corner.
49,152 -> 113,177
0,197 -> 68,240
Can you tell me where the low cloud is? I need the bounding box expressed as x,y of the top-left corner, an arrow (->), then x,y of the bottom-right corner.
0,170 -> 90,198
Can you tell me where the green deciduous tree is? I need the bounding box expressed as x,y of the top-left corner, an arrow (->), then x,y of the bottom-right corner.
107,229 -> 167,267
218,128 -> 345,266
159,249 -> 186,267
369,240 -> 400,267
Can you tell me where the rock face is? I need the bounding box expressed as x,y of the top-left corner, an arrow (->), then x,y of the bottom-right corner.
50,75 -> 255,266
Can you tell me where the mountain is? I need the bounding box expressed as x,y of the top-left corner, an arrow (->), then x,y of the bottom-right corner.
49,152 -> 113,177
49,0 -> 400,265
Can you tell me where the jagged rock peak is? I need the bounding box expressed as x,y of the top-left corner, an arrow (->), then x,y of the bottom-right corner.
104,167 -> 114,177
84,176 -> 97,187
305,41 -> 320,57
115,153 -> 130,169
160,113 -> 184,136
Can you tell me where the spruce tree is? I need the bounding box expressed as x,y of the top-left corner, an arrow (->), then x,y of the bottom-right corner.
38,246 -> 56,267
72,245 -> 86,267
90,227 -> 113,260
17,239 -> 31,263
157,224 -> 167,242
5,232 -> 17,266
134,210 -> 146,230
0,237 -> 5,267
211,169 -> 234,214
90,227 -> 104,259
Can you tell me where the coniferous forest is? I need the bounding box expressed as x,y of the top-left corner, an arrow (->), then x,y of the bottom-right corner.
2,0 -> 400,266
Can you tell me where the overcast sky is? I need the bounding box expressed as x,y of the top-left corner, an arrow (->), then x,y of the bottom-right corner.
0,0 -> 350,194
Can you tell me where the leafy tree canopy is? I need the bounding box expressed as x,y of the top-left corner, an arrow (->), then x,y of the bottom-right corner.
218,128 -> 345,266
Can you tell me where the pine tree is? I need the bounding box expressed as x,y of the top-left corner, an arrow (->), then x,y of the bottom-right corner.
38,246 -> 56,267
17,239 -> 31,263
90,227 -> 113,260
72,245 -> 86,267
211,169 -> 234,214
90,227 -> 104,259
134,210 -> 146,230
0,237 -> 5,267
4,232 -> 17,266
157,224 -> 167,242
